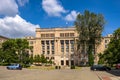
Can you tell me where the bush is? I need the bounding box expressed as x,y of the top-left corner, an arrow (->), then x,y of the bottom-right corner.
71,65 -> 75,69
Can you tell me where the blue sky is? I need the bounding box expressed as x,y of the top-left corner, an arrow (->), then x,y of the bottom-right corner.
0,0 -> 120,38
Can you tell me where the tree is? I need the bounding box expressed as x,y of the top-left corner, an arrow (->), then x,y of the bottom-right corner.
40,54 -> 47,63
75,10 -> 105,66
0,39 -> 30,66
101,28 -> 120,66
34,55 -> 41,63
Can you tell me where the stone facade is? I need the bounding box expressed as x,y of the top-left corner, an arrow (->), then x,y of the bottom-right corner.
26,27 -> 112,66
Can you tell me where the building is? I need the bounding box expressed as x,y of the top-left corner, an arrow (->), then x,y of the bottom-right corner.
0,35 -> 8,48
26,27 -> 112,66
24,36 -> 35,55
95,34 -> 113,63
33,27 -> 78,67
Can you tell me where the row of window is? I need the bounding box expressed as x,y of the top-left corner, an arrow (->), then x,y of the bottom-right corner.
61,60 -> 74,66
41,33 -> 74,38
41,34 -> 55,38
60,33 -> 74,37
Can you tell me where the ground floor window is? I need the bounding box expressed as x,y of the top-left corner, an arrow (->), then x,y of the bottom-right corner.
61,60 -> 64,65
71,60 -> 74,65
66,60 -> 69,66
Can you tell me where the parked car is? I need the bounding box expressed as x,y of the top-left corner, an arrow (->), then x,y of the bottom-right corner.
6,63 -> 22,70
116,63 -> 120,69
90,65 -> 111,71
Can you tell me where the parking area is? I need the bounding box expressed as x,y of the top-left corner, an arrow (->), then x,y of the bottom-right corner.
0,66 -> 101,80
0,66 -> 120,80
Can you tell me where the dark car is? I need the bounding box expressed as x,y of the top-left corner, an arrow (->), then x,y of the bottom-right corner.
90,65 -> 111,71
6,63 -> 22,70
116,63 -> 120,69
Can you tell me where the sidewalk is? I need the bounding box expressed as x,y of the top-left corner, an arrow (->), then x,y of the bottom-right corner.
97,73 -> 120,80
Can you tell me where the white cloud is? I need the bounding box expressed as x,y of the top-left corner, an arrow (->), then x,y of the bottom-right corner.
65,10 -> 80,21
0,0 -> 18,17
17,0 -> 29,6
42,0 -> 66,17
0,15 -> 40,38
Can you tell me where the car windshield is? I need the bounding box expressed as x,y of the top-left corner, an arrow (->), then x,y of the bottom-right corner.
10,64 -> 18,66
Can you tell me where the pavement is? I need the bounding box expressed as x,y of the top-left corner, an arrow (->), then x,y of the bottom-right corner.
94,69 -> 120,80
0,66 -> 120,80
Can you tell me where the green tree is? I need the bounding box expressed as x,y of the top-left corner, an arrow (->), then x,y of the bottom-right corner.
34,55 -> 41,63
75,10 -> 105,66
40,54 -> 47,63
101,28 -> 120,66
0,39 -> 30,66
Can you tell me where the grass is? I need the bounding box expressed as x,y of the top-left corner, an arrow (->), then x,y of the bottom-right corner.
27,65 -> 55,70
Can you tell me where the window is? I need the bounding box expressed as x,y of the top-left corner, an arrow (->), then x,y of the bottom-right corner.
42,45 -> 45,50
46,57 -> 49,59
105,40 -> 108,43
65,33 -> 69,37
41,41 -> 45,45
52,51 -> 54,54
70,33 -> 74,37
51,40 -> 54,44
52,46 -> 54,51
61,45 -> 64,52
41,34 -> 45,38
46,34 -> 49,37
60,40 -> 64,44
70,40 -> 74,44
60,33 -> 64,37
29,41 -> 33,44
47,51 -> 50,54
42,51 -> 45,54
47,46 -> 49,49
46,41 -> 49,45
61,60 -> 64,65
50,34 -> 55,37
51,57 -> 54,59
66,60 -> 69,65
65,40 -> 69,44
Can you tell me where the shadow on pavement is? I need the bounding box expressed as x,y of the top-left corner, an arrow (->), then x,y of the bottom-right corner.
106,69 -> 120,76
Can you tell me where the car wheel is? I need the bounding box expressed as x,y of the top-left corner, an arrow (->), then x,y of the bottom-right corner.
94,69 -> 97,71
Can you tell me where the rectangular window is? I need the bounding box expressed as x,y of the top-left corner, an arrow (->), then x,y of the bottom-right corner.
47,46 -> 50,50
51,40 -> 54,45
50,34 -> 55,37
70,33 -> 74,37
52,46 -> 54,51
29,41 -> 33,44
47,51 -> 50,54
65,40 -> 69,44
60,33 -> 64,37
65,33 -> 69,37
105,40 -> 108,43
70,40 -> 74,44
41,34 -> 45,38
52,51 -> 54,54
42,51 -> 45,54
60,40 -> 64,44
46,34 -> 49,37
42,45 -> 45,50
61,45 -> 64,52
61,60 -> 64,65
41,41 -> 45,45
66,60 -> 69,65
46,41 -> 49,45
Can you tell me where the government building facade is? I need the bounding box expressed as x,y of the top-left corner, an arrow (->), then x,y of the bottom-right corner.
25,27 -> 112,67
